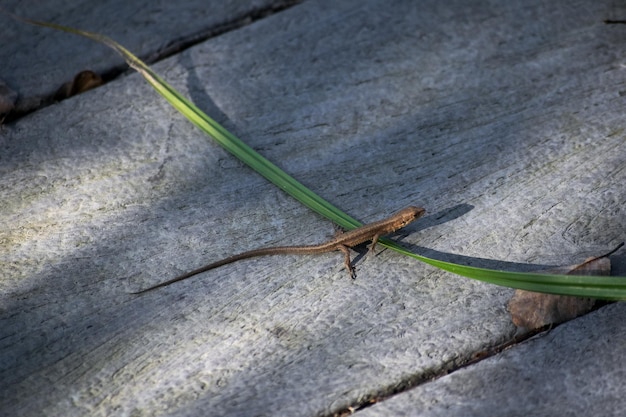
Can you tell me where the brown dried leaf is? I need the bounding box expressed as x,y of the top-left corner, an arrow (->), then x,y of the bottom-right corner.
55,70 -> 103,100
508,246 -> 620,330
0,78 -> 18,115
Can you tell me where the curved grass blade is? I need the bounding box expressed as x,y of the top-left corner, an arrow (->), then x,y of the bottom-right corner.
10,13 -> 626,299
1,12 -> 361,229
383,239 -> 626,300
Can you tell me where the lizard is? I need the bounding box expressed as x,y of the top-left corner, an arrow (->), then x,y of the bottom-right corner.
132,206 -> 425,294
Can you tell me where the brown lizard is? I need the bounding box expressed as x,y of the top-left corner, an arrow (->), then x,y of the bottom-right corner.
132,206 -> 425,294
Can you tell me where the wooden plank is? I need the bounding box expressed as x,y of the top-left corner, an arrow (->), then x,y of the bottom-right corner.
361,303 -> 626,417
1,0 -> 624,415
0,0 -> 297,115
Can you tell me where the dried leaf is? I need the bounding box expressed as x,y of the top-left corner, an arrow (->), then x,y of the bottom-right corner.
508,244 -> 623,329
55,70 -> 103,100
0,78 -> 17,115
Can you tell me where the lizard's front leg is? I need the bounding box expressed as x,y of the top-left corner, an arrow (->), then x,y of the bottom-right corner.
337,245 -> 356,279
367,234 -> 381,257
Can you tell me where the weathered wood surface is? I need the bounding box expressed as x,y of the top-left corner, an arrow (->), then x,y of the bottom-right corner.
0,0 -> 295,114
1,0 -> 625,416
361,302 -> 626,416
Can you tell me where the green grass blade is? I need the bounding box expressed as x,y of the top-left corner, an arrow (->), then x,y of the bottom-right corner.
3,12 -> 362,227
383,239 -> 626,300
10,13 -> 626,299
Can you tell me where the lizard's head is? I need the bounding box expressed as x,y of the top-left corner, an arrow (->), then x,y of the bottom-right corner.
395,206 -> 426,227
